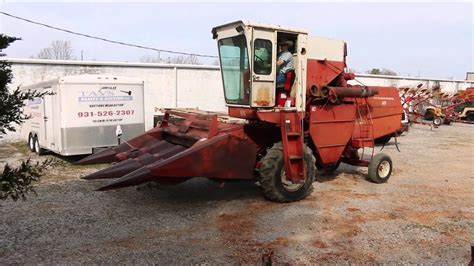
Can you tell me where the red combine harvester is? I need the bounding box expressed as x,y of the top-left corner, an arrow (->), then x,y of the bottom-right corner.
78,21 -> 403,202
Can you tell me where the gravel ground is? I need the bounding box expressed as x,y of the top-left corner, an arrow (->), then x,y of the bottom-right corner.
1,123 -> 473,264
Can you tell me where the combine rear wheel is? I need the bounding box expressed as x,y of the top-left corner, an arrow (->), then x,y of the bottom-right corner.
368,153 -> 392,184
259,142 -> 315,202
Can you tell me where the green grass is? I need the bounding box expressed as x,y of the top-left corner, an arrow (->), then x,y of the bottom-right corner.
9,141 -> 30,155
66,162 -> 108,170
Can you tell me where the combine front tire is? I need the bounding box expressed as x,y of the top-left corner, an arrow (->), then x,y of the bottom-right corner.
259,142 -> 315,202
368,153 -> 392,184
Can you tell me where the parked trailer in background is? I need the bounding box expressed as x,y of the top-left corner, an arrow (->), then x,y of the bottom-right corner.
20,75 -> 145,156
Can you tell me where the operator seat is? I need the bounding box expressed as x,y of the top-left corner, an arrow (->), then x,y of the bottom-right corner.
276,69 -> 296,107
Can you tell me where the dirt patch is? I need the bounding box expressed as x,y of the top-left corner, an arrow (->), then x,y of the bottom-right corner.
313,239 -> 329,248
215,201 -> 280,263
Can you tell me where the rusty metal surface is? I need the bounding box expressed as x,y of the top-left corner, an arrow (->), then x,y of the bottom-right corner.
306,59 -> 346,92
330,86 -> 379,98
97,134 -> 257,191
80,110 -> 258,191
228,107 -> 258,120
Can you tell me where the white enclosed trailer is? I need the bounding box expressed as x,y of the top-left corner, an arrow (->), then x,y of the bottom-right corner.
20,75 -> 145,156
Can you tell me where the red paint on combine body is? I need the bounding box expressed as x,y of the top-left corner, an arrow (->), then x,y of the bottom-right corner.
310,103 -> 357,164
306,60 -> 347,90
80,21 -> 403,202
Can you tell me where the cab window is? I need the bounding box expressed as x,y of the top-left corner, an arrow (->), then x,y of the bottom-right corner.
253,39 -> 272,75
218,35 -> 250,105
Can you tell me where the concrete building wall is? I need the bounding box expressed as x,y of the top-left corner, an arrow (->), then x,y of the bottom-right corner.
3,58 -> 473,141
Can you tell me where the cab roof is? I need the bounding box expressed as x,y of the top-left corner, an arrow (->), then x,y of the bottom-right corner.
212,20 -> 308,36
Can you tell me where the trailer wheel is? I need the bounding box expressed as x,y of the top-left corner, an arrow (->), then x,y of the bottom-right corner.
28,134 -> 35,152
368,153 -> 392,184
259,142 -> 315,202
433,116 -> 443,126
33,136 -> 44,155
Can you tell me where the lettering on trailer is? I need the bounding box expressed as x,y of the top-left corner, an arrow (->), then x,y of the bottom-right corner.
78,86 -> 133,102
92,118 -> 123,123
89,103 -> 124,108
28,97 -> 42,105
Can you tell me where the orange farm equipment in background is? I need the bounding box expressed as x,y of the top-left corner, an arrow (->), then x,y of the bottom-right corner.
400,85 -> 474,127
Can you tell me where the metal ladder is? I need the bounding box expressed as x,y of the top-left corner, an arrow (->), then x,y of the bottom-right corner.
280,111 -> 305,182
354,98 -> 375,161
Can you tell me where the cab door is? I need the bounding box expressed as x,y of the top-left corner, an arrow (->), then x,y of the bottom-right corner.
250,29 -> 276,108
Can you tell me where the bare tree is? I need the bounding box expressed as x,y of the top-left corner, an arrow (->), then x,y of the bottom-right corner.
36,40 -> 74,60
366,68 -> 397,76
139,54 -> 162,63
140,54 -> 200,65
169,55 -> 200,65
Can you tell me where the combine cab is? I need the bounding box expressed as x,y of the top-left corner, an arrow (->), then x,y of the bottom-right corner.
79,21 -> 403,202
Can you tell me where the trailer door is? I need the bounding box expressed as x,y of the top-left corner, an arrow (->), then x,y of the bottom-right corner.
42,87 -> 55,149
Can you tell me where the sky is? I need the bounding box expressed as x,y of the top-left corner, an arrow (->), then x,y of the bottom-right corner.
0,1 -> 473,79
